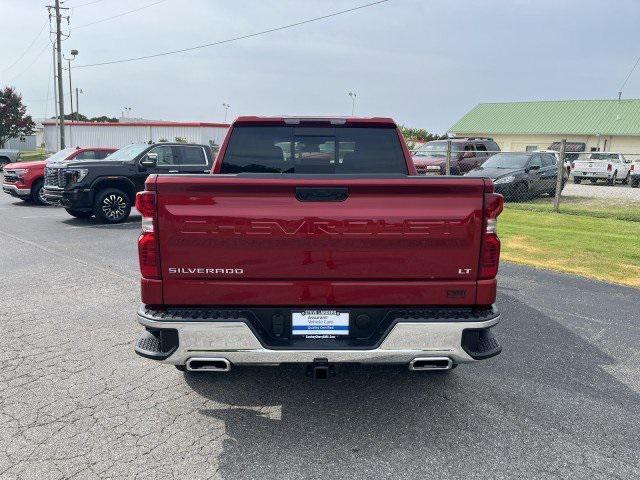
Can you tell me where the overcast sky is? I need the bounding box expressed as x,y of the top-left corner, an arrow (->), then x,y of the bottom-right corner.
2,0 -> 640,132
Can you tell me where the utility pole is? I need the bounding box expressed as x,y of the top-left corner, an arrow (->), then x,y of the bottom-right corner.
52,45 -> 60,151
48,0 -> 68,148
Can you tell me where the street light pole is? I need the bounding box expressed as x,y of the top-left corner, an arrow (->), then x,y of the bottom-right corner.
64,49 -> 78,146
76,88 -> 83,118
348,92 -> 357,116
222,103 -> 230,122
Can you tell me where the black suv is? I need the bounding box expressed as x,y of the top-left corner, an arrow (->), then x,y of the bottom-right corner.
43,143 -> 213,223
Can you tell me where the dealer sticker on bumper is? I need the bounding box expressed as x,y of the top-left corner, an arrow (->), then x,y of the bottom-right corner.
292,310 -> 349,337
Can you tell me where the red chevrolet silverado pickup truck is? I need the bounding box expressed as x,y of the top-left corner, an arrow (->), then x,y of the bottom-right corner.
133,116 -> 504,378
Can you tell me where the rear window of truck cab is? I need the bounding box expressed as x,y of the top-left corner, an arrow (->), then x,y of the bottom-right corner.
220,126 -> 407,174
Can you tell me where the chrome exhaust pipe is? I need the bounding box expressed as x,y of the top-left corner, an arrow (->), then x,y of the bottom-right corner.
185,357 -> 231,372
409,357 -> 453,371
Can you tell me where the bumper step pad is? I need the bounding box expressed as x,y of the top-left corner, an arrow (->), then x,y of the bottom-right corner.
134,329 -> 179,360
461,327 -> 501,360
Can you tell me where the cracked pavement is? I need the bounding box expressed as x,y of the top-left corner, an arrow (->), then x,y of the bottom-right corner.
0,191 -> 639,479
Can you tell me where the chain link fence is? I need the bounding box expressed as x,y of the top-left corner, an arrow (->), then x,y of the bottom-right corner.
411,139 -> 640,208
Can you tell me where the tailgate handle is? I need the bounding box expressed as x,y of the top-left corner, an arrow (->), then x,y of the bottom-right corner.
295,187 -> 349,202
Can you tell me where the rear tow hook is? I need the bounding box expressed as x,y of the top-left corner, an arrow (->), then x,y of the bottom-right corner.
306,358 -> 335,380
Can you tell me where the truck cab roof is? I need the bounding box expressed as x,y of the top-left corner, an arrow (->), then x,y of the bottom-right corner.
233,116 -> 397,127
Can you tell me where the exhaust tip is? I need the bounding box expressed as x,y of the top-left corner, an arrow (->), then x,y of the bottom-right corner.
409,357 -> 453,371
186,357 -> 231,372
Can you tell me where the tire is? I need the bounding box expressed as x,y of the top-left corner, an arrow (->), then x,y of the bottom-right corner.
30,180 -> 47,205
631,179 -> 639,188
607,172 -> 617,186
573,177 -> 582,184
94,188 -> 131,224
65,208 -> 93,219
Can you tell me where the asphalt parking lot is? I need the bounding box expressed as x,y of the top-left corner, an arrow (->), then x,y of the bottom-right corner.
1,192 -> 639,479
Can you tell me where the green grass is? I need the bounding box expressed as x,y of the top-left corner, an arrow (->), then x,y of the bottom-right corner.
500,204 -> 640,288
507,196 -> 640,222
17,149 -> 48,162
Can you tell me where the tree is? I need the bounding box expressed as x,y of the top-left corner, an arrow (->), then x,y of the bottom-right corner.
51,113 -> 119,123
398,125 -> 444,142
88,115 -> 119,123
0,87 -> 35,148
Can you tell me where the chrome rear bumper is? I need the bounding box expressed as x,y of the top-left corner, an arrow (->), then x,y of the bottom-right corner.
136,307 -> 500,367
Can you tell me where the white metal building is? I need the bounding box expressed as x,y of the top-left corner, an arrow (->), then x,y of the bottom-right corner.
43,120 -> 230,152
4,135 -> 37,151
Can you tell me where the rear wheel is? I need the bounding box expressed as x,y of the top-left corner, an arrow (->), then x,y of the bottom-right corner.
65,208 -> 93,219
573,177 -> 582,184
94,188 -> 131,224
631,178 -> 640,188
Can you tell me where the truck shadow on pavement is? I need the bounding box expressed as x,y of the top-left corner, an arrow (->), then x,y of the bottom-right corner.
60,214 -> 142,228
183,294 -> 640,479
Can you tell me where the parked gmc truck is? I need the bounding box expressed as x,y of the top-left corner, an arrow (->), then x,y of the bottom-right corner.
133,117 -> 504,378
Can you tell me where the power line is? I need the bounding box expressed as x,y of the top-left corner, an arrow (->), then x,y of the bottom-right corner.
6,42 -> 52,82
618,54 -> 640,95
75,0 -> 391,68
71,0 -> 112,7
1,21 -> 48,73
72,0 -> 168,30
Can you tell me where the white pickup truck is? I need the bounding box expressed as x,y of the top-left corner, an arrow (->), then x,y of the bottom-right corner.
572,153 -> 632,186
0,148 -> 21,170
630,158 -> 640,188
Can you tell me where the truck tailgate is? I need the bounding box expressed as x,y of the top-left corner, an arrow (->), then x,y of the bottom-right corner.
156,176 -> 487,306
573,160 -> 607,173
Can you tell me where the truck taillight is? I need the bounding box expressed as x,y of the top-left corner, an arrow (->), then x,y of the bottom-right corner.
138,232 -> 160,279
479,192 -> 504,280
136,191 -> 160,279
607,163 -> 612,172
136,191 -> 155,232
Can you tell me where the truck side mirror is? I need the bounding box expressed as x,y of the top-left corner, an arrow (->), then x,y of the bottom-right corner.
140,152 -> 158,168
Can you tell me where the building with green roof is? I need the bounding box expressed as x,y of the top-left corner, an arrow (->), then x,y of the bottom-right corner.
449,99 -> 640,153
